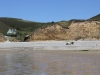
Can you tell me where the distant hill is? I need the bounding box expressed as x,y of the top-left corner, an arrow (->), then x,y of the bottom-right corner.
88,14 -> 100,21
0,17 -> 56,41
0,17 -> 45,31
0,14 -> 100,41
0,21 -> 10,34
0,17 -> 56,33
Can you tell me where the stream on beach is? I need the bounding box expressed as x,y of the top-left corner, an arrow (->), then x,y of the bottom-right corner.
0,48 -> 100,75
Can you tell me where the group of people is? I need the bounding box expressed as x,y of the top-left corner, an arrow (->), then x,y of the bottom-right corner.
66,42 -> 74,45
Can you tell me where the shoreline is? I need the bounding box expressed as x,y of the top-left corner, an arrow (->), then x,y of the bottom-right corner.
0,41 -> 100,50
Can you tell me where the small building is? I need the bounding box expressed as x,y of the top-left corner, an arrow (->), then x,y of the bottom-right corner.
7,28 -> 17,35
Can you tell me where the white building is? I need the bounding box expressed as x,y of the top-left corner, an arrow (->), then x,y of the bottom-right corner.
7,28 -> 17,35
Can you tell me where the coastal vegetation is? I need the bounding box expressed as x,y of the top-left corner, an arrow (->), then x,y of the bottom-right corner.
0,14 -> 100,41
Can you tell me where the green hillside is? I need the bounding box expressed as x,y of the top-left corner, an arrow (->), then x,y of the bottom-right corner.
0,14 -> 100,35
0,17 -> 56,41
0,21 -> 11,34
0,17 -> 45,31
88,14 -> 100,21
0,14 -> 100,41
0,17 -> 56,33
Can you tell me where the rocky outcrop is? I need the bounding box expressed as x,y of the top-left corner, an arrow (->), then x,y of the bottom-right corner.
29,21 -> 100,41
68,21 -> 100,40
0,33 -> 5,42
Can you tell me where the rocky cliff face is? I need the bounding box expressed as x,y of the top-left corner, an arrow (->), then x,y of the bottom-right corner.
0,33 -> 5,42
29,21 -> 100,41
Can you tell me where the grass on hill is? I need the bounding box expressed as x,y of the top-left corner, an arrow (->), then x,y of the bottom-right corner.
0,21 -> 11,35
0,17 -> 56,41
0,14 -> 100,41
88,14 -> 100,21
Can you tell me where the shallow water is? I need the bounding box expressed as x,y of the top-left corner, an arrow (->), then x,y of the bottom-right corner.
0,49 -> 100,75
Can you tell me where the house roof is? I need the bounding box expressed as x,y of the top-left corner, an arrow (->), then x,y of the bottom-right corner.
7,28 -> 17,34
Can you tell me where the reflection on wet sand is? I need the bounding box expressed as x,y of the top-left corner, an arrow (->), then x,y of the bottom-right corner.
0,48 -> 100,75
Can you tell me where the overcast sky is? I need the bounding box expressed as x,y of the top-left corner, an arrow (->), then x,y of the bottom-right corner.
0,0 -> 100,22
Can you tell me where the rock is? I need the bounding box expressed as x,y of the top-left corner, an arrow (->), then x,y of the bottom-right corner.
29,21 -> 100,41
0,33 -> 5,42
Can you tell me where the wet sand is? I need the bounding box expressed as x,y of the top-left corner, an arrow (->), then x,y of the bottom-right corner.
0,48 -> 100,75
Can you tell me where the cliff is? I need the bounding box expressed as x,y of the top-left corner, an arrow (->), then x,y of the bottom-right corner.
29,21 -> 100,41
0,33 -> 5,42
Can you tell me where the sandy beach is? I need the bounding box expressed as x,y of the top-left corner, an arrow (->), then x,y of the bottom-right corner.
0,41 -> 100,50
0,41 -> 100,75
